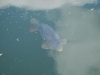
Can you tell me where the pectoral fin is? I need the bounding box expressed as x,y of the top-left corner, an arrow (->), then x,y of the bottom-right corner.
61,39 -> 67,45
41,42 -> 49,49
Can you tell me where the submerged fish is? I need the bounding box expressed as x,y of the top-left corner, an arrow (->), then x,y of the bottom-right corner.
30,18 -> 66,51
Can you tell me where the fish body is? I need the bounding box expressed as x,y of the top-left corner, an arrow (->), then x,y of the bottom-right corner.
30,18 -> 66,51
38,24 -> 63,51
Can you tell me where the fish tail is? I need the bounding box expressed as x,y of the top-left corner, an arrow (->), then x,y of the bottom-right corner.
30,18 -> 39,32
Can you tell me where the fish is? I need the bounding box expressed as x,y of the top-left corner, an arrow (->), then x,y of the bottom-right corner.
30,18 -> 66,51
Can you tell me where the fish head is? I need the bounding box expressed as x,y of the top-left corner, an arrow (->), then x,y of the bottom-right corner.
56,44 -> 63,51
47,37 -> 63,51
50,41 -> 63,51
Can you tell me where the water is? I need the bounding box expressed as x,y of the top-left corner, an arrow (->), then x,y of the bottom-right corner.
0,1 -> 100,75
0,7 -> 59,75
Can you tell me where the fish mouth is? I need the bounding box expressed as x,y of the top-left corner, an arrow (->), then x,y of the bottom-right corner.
57,49 -> 62,51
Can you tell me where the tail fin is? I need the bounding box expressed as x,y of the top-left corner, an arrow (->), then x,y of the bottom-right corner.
30,18 -> 39,25
30,18 -> 39,32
